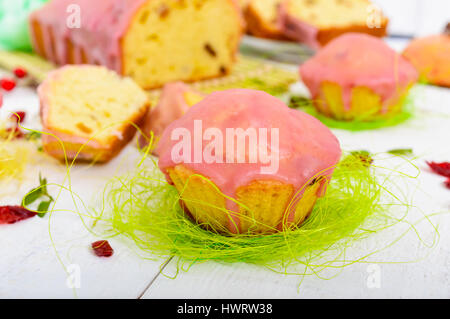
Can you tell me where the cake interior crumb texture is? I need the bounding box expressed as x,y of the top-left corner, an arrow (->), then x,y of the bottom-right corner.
123,0 -> 242,88
44,66 -> 148,145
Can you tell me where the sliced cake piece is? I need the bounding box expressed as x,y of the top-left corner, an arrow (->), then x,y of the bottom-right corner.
244,0 -> 286,40
39,65 -> 150,162
280,0 -> 388,48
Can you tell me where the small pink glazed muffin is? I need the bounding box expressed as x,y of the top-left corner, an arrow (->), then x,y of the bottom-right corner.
139,82 -> 204,152
157,89 -> 341,234
300,33 -> 418,121
403,34 -> 450,88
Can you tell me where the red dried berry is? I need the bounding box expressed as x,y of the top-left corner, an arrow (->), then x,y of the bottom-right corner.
1,78 -> 16,91
14,67 -> 27,79
0,206 -> 37,225
445,178 -> 450,190
92,240 -> 114,257
426,161 -> 450,178
10,111 -> 26,123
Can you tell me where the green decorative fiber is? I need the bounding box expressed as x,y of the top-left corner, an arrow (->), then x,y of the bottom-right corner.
289,94 -> 415,131
87,152 -> 418,276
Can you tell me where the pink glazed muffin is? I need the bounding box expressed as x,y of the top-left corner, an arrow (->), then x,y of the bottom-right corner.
403,34 -> 450,88
300,33 -> 418,121
157,89 -> 341,234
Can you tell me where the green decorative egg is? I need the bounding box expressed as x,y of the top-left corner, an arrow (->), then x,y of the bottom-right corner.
0,0 -> 49,51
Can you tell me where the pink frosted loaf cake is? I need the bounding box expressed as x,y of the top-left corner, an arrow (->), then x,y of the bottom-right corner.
139,82 -> 205,152
300,33 -> 418,121
29,0 -> 243,89
157,89 -> 341,234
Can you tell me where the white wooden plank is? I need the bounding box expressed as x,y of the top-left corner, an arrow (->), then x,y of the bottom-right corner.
374,0 -> 449,37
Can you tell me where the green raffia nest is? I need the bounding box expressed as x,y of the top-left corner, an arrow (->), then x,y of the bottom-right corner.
91,153 -> 412,269
289,93 -> 416,131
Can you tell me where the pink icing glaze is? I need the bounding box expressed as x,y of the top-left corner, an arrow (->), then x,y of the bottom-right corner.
139,82 -> 205,152
278,2 -> 320,49
300,33 -> 419,112
29,0 -> 148,73
157,89 -> 342,232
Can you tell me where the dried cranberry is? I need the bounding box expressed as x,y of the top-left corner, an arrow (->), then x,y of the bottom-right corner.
1,78 -> 16,91
13,67 -> 27,79
426,162 -> 450,178
10,111 -> 26,123
91,240 -> 114,257
0,206 -> 37,224
445,178 -> 450,189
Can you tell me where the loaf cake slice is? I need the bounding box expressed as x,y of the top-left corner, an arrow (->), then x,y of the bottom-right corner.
30,0 -> 243,89
244,0 -> 286,40
39,65 -> 150,162
279,0 -> 388,48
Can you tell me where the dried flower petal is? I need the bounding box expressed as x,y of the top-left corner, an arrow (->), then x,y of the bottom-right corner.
91,240 -> 114,257
1,78 -> 16,91
14,68 -> 27,79
0,206 -> 37,224
426,162 -> 450,178
10,111 -> 26,123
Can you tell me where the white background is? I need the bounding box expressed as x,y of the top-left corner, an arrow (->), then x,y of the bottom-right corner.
374,0 -> 449,36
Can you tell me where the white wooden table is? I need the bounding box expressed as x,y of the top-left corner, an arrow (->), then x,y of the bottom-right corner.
1,49 -> 449,299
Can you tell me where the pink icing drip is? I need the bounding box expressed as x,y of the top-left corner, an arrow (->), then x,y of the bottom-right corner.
157,89 -> 342,232
29,0 -> 147,73
300,33 -> 419,111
